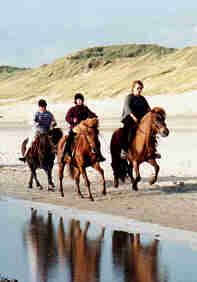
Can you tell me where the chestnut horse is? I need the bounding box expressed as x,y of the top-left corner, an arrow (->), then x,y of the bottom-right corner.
20,128 -> 63,190
110,107 -> 169,190
57,118 -> 106,201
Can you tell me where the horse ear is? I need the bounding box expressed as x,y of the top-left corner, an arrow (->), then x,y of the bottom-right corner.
151,107 -> 166,119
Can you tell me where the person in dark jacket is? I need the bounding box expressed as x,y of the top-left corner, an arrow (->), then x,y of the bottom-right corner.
61,93 -> 105,163
121,80 -> 160,159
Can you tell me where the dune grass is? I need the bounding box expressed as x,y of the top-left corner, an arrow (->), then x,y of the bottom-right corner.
1,43 -> 197,105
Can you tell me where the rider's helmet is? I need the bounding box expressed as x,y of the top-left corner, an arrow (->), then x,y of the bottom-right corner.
38,99 -> 47,107
74,93 -> 84,104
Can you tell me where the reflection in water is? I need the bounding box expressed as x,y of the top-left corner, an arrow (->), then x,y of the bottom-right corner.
24,208 -> 58,282
24,208 -> 105,282
57,217 -> 105,282
112,231 -> 167,282
2,201 -> 197,282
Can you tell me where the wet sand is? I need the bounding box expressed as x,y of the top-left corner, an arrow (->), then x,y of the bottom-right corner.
1,116 -> 197,233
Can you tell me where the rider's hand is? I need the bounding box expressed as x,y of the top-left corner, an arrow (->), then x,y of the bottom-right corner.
73,118 -> 78,123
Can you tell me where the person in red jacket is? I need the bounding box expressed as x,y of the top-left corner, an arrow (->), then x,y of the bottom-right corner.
61,93 -> 105,163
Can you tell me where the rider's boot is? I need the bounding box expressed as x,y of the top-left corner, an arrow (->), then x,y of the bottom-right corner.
19,148 -> 32,162
61,131 -> 74,164
154,152 -> 161,159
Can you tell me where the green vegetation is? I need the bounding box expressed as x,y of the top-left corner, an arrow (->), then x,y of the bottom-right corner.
0,65 -> 28,74
68,44 -> 177,61
1,43 -> 197,105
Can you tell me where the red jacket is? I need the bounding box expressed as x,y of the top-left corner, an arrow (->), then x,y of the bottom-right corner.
65,104 -> 97,130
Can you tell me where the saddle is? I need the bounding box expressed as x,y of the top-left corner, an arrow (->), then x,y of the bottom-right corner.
27,133 -> 54,158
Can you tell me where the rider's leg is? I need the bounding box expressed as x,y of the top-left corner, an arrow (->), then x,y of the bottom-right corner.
93,138 -> 106,162
121,116 -> 136,159
61,130 -> 75,163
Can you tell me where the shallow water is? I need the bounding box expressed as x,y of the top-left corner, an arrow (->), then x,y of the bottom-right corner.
0,198 -> 197,282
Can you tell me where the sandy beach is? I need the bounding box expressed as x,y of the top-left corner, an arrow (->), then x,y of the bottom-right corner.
1,93 -> 197,233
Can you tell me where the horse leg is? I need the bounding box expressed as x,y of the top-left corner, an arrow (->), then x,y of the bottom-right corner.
146,159 -> 160,185
73,168 -> 84,199
132,161 -> 141,191
58,163 -> 65,197
79,166 -> 94,201
126,161 -> 134,184
28,171 -> 34,189
92,162 -> 106,196
47,167 -> 55,191
28,165 -> 43,190
111,157 -> 120,188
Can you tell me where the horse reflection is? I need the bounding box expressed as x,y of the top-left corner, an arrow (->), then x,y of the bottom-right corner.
57,218 -> 105,282
112,231 -> 166,282
23,209 -> 58,282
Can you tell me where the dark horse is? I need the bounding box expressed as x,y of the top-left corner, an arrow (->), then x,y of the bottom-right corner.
110,107 -> 169,191
57,118 -> 106,201
20,128 -> 63,190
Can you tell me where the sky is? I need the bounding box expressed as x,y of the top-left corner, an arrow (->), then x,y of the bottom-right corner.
1,1 -> 197,67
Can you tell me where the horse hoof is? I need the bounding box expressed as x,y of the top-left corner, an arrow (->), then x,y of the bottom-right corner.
114,179 -> 119,188
48,186 -> 55,192
132,186 -> 138,191
149,177 -> 156,185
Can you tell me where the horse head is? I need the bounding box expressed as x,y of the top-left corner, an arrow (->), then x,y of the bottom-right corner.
151,107 -> 169,137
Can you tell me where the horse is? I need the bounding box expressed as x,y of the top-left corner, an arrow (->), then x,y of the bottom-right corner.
112,231 -> 159,282
58,218 -> 105,281
110,107 -> 169,191
20,127 -> 63,190
57,117 -> 106,201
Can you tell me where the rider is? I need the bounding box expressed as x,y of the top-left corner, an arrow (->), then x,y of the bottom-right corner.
121,80 -> 161,159
19,99 -> 57,162
60,93 -> 105,163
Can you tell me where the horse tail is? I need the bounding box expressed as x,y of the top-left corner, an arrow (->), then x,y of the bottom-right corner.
110,128 -> 122,157
110,128 -> 123,178
21,138 -> 29,156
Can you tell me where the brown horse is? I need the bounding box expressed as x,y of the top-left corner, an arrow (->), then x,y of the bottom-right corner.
112,231 -> 159,282
58,218 -> 105,282
57,118 -> 106,201
20,128 -> 63,190
110,107 -> 169,191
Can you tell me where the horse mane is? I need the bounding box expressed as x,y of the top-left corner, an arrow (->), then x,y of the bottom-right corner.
73,117 -> 99,135
148,107 -> 166,155
48,127 -> 63,145
150,135 -> 158,154
151,107 -> 166,119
